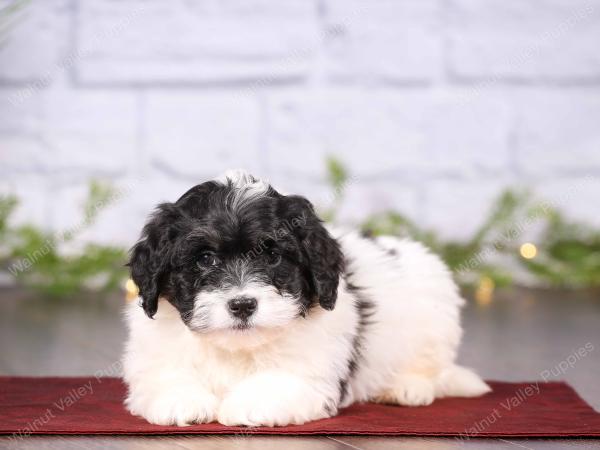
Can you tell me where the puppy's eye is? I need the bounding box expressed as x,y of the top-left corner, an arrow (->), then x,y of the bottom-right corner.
197,251 -> 220,267
266,249 -> 282,266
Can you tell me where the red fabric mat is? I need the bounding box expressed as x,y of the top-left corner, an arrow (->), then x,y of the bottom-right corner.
1,377 -> 599,437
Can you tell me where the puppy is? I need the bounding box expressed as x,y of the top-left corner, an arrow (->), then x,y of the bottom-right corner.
123,170 -> 490,427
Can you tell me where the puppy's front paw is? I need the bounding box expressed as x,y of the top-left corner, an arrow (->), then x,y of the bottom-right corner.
127,386 -> 218,426
218,388 -> 291,427
376,374 -> 435,406
217,372 -> 333,427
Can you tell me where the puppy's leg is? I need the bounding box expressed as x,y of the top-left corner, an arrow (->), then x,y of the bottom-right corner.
126,378 -> 218,426
374,372 -> 437,406
375,365 -> 490,407
434,365 -> 491,399
218,370 -> 336,426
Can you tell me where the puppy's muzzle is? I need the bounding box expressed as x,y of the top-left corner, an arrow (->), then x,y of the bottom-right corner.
227,296 -> 258,320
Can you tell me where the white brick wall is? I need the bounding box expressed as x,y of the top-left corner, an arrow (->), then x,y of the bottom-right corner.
448,0 -> 600,80
145,91 -> 263,177
324,0 -> 443,82
0,0 -> 70,82
76,1 -> 321,84
1,0 -> 599,246
513,90 -> 600,176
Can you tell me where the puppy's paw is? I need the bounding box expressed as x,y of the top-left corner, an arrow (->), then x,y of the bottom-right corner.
376,374 -> 435,407
217,372 -> 332,427
218,388 -> 288,427
127,386 -> 218,426
435,365 -> 491,398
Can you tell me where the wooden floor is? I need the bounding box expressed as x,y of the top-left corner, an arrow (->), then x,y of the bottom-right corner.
0,286 -> 599,449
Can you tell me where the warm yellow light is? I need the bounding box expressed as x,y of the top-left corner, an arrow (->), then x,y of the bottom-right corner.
125,278 -> 139,301
475,276 -> 495,306
520,243 -> 537,259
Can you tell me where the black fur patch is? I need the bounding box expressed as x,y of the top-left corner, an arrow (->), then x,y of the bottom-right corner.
337,265 -> 376,403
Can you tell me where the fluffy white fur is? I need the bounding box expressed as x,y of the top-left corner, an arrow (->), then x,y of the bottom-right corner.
123,229 -> 489,426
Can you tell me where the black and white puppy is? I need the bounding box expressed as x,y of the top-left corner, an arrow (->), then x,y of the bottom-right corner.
123,170 -> 490,426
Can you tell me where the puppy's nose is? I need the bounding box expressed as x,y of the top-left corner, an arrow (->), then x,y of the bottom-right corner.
227,297 -> 257,320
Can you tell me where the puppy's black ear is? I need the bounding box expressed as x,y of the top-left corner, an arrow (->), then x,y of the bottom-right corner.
281,196 -> 344,311
128,203 -> 187,318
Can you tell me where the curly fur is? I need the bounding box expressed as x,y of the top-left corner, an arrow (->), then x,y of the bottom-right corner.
123,170 -> 490,427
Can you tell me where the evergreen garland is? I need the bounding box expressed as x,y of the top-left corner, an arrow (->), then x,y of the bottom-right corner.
0,159 -> 598,297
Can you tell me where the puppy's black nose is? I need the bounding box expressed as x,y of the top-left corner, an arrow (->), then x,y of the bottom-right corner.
227,297 -> 257,320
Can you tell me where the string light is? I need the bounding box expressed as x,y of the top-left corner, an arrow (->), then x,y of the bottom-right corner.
475,276 -> 495,306
125,279 -> 139,301
520,243 -> 537,259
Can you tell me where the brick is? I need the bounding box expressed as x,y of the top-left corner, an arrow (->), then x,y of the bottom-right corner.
449,0 -> 600,80
0,88 -> 41,133
145,91 -> 262,178
0,135 -> 47,174
514,90 -> 600,176
0,88 -> 47,178
324,0 -> 442,82
75,0 -> 320,84
0,87 -> 137,176
39,87 -> 137,174
265,88 -> 511,179
0,0 -> 70,83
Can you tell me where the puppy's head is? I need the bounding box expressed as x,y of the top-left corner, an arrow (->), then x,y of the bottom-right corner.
128,171 -> 344,347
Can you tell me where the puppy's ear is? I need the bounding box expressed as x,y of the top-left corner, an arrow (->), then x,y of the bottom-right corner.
128,203 -> 187,318
281,196 -> 344,311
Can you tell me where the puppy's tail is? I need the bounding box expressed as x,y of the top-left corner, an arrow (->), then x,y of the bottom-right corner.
435,365 -> 491,398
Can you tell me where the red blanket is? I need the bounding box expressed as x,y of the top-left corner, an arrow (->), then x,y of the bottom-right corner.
1,377 -> 599,437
